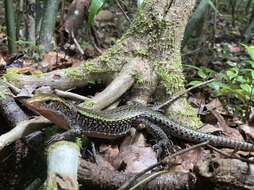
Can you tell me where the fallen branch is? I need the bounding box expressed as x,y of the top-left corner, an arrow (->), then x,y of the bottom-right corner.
207,145 -> 254,163
0,81 -> 28,127
196,158 -> 254,189
0,116 -> 51,150
118,141 -> 209,190
78,159 -> 195,189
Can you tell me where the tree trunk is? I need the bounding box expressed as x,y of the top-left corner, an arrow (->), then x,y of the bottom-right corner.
6,0 -> 201,129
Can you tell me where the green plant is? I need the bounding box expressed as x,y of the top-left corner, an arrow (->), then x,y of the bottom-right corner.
87,0 -> 142,30
188,44 -> 254,108
88,0 -> 106,31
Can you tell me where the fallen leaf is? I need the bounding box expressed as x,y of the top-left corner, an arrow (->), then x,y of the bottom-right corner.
174,146 -> 209,173
99,144 -> 119,164
113,133 -> 157,173
198,124 -> 223,134
239,124 -> 254,141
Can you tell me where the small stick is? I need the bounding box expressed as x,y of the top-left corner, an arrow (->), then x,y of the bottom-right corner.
115,0 -> 131,24
118,141 -> 209,190
207,145 -> 254,163
129,170 -> 169,190
54,89 -> 92,101
154,78 -> 215,110
71,31 -> 84,55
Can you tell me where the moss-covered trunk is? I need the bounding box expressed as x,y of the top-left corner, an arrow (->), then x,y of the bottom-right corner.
6,0 -> 201,129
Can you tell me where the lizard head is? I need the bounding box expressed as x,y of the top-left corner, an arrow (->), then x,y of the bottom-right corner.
25,94 -> 71,129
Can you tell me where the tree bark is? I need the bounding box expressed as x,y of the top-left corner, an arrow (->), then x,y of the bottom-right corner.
6,0 -> 201,129
39,0 -> 60,52
4,0 -> 17,54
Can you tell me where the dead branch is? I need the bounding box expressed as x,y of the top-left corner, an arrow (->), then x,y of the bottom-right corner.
196,158 -> 254,189
0,116 -> 51,150
0,82 -> 28,127
78,158 -> 196,190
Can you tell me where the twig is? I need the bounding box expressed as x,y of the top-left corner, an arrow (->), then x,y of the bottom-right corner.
129,170 -> 169,190
91,26 -> 103,55
118,141 -> 209,190
5,81 -> 92,102
115,0 -> 131,24
71,31 -> 84,55
207,145 -> 254,163
54,89 -> 92,101
154,78 -> 215,110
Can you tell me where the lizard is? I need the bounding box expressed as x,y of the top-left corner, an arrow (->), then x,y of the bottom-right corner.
24,93 -> 254,152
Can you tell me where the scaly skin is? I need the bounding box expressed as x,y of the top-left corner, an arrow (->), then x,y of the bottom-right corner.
25,94 -> 254,151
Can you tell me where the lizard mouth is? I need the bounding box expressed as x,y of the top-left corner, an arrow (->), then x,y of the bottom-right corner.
25,100 -> 70,130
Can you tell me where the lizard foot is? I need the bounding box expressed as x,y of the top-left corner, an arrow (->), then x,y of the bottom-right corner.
46,128 -> 81,145
46,133 -> 67,144
152,139 -> 174,157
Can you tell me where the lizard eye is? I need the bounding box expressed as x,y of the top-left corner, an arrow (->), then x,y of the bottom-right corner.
45,100 -> 51,105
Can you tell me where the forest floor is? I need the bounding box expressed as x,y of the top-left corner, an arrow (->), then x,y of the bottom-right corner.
0,2 -> 254,189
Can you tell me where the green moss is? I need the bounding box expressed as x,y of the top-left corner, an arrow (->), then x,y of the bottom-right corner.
133,48 -> 149,58
132,71 -> 145,85
157,66 -> 184,94
166,99 -> 202,130
81,59 -> 112,74
3,68 -> 20,81
75,137 -> 82,150
64,67 -> 83,80
82,60 -> 94,73
0,88 -> 11,100
46,181 -> 54,190
99,41 -> 124,68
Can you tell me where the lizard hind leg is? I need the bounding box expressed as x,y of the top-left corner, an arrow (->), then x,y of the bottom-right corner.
135,118 -> 174,157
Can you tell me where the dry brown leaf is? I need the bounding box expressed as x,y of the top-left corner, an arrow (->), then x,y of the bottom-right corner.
211,110 -> 244,142
0,54 -> 6,66
188,92 -> 206,107
16,67 -> 35,74
239,124 -> 254,141
112,133 -> 157,173
99,144 -> 120,164
40,52 -> 81,71
174,147 -> 209,173
206,98 -> 225,114
198,124 -> 223,134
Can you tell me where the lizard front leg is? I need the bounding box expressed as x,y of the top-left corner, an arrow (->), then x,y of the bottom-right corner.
47,126 -> 82,144
135,118 -> 173,156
